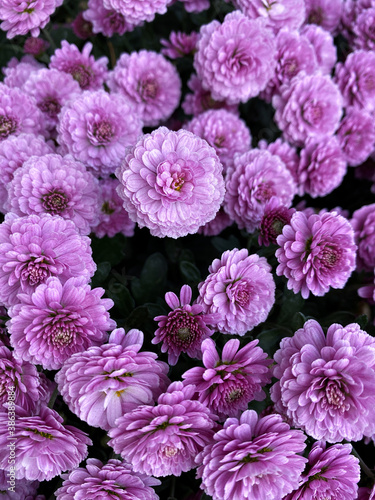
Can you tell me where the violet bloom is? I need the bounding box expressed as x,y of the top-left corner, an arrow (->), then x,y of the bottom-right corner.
3,55 -> 42,88
83,0 -> 137,37
71,11 -> 93,39
161,31 -> 199,59
50,41 -> 108,91
273,72 -> 343,147
56,328 -> 169,431
197,248 -> 275,335
258,196 -> 295,246
304,0 -> 343,33
185,109 -> 251,170
198,206 -> 233,236
224,149 -> 296,233
8,276 -> 115,370
276,210 -> 356,299
285,441 -> 360,500
182,338 -> 271,420
103,0 -> 170,24
0,470 -> 41,500
351,204 -> 375,271
116,127 -> 225,238
108,382 -> 217,477
24,37 -> 49,56
152,284 -> 216,366
58,90 -> 142,176
197,410 -> 307,500
258,137 -> 300,186
180,0 -> 210,12
337,108 -> 375,166
301,24 -> 337,74
271,319 -> 375,442
0,213 -> 96,307
108,50 -> 181,127
194,11 -> 276,104
56,458 -> 160,500
353,7 -> 375,51
0,405 -> 91,481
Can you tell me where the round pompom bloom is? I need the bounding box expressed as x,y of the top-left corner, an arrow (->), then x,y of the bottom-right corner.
6,154 -> 99,235
271,319 -> 375,442
56,458 -> 160,500
161,31 -> 199,59
24,36 -> 49,56
93,177 -> 135,238
179,0 -> 210,13
300,24 -> 337,74
182,338 -> 271,421
197,409 -> 307,500
285,441 -> 360,500
0,83 -> 45,142
273,72 -> 343,146
198,206 -> 233,236
116,126 -> 225,238
351,204 -> 375,271
297,136 -> 347,198
335,50 -> 375,113
8,276 -> 115,370
276,210 -> 356,299
235,0 -> 305,33
3,55 -> 42,88
194,11 -> 277,104
0,470 -> 41,500
57,90 -> 142,176
0,0 -> 61,39
56,328 -> 169,430
258,137 -> 300,185
83,0 -> 138,37
197,248 -> 275,335
304,0 -> 343,33
224,149 -> 296,233
0,213 -> 96,307
50,41 -> 108,91
71,11 -> 93,39
107,50 -> 181,127
337,108 -> 375,166
185,109 -> 251,170
152,284 -> 217,366
258,196 -> 295,246
0,404 -> 91,481
353,7 -> 375,50
103,0 -> 170,24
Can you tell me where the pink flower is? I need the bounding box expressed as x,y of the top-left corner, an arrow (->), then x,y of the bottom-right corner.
301,24 -> 337,74
161,31 -> 199,59
337,108 -> 375,166
24,37 -> 49,56
3,55 -> 42,88
258,196 -> 295,246
304,0 -> 343,33
351,204 -> 375,271
258,137 -> 300,185
103,0 -> 170,24
83,0 -> 138,37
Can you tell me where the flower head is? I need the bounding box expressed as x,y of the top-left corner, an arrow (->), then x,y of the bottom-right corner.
304,0 -> 343,33
24,36 -> 49,56
102,0 -> 170,25
300,24 -> 337,74
83,0 -> 137,37
3,55 -> 42,88
351,203 -> 375,271
337,108 -> 375,166
161,31 -> 199,59
259,196 -> 295,246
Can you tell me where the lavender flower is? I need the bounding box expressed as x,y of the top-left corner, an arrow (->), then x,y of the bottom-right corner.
161,31 -> 199,59
351,204 -> 375,271
304,0 -> 343,33
0,470 -> 41,500
71,11 -> 93,39
353,7 -> 375,50
83,0 -> 137,37
259,196 -> 295,246
179,0 -> 210,13
337,108 -> 375,166
258,138 -> 300,185
24,37 -> 49,56
3,55 -> 42,88
103,0 -> 170,24
198,206 -> 233,236
301,24 -> 337,74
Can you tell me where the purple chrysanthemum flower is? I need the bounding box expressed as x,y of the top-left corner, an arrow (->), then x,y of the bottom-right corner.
108,382 -> 217,477
194,11 -> 276,104
56,328 -> 169,430
197,410 -> 307,500
0,0 -> 62,39
179,0 -> 210,13
224,149 -> 296,233
8,276 -> 115,370
276,210 -> 357,299
103,0 -> 170,24
198,206 -> 233,236
337,108 -> 375,167
358,486 -> 375,500
300,24 -> 337,74
58,89 -> 142,176
235,0 -> 305,33
71,11 -> 93,39
161,31 -> 199,59
258,137 -> 300,185
335,50 -> 375,113
285,441 -> 360,500
3,55 -> 42,88
259,196 -> 295,246
353,7 -> 375,50
271,319 -> 375,442
6,153 -> 99,235
351,204 -> 375,271
83,0 -> 138,37
50,41 -> 108,91
182,338 -> 271,421
152,284 -> 216,366
0,470 -> 41,500
298,136 -> 347,198
0,213 -> 96,307
24,36 -> 49,56
185,109 -> 251,170
56,458 -> 160,500
197,248 -> 275,335
0,404 -> 91,481
107,50 -> 181,127
304,0 -> 343,33
273,72 -> 343,147
116,126 -> 225,238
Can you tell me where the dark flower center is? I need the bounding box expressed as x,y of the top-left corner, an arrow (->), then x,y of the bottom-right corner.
51,325 -> 74,347
101,201 -> 115,215
69,64 -> 93,90
283,58 -> 299,79
226,279 -> 252,307
21,259 -> 51,286
214,135 -> 226,148
321,245 -> 341,269
323,380 -> 348,413
254,182 -> 275,203
308,8 -> 323,25
26,428 -> 53,439
42,191 -> 68,214
0,115 -> 18,139
303,103 -> 323,126
225,387 -> 244,402
40,97 -> 62,117
90,120 -> 114,145
140,78 -> 158,101
165,309 -> 202,349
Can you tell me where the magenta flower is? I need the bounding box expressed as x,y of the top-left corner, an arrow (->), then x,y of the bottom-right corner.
24,37 -> 49,56
161,31 -> 199,59
56,458 -> 160,500
8,276 -> 115,370
0,405 -> 91,481
180,0 -> 210,13
197,248 -> 275,335
285,441 -> 360,500
58,89 -> 142,176
182,338 -> 271,420
301,24 -> 337,74
3,55 -> 42,88
258,137 -> 300,185
50,41 -> 108,91
194,11 -> 276,104
83,0 -> 137,37
353,7 -> 375,51
56,328 -> 169,430
259,196 -> 295,246
271,319 -> 375,442
351,204 -> 375,271
152,284 -> 216,366
116,126 -> 225,238
197,410 -> 307,500
103,0 -> 170,24
224,148 -> 296,233
108,382 -> 216,477
304,0 -> 343,33
0,470 -> 41,499
276,210 -> 357,299
337,108 -> 375,167
108,50 -> 181,127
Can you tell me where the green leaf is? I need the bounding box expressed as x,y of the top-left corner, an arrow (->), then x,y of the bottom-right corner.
257,328 -> 288,357
90,235 -> 127,266
211,235 -> 240,253
355,314 -> 368,329
90,261 -> 111,288
106,283 -> 135,317
179,261 -> 201,285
